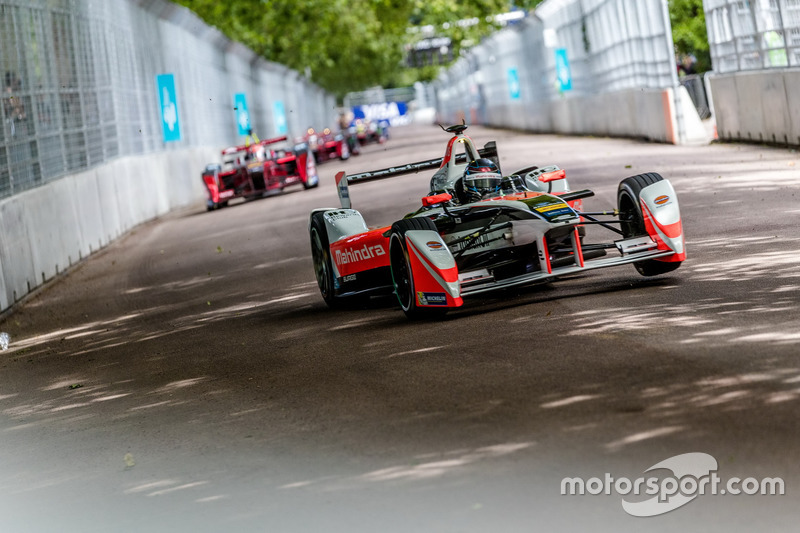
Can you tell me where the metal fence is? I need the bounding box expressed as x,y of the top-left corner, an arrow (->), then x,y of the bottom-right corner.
433,0 -> 682,133
705,0 -> 800,72
538,0 -> 677,94
0,0 -> 336,201
434,16 -> 552,131
681,74 -> 712,119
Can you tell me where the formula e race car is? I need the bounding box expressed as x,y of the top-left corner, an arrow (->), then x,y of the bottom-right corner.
308,124 -> 685,318
303,127 -> 351,164
202,135 -> 318,211
351,118 -> 387,146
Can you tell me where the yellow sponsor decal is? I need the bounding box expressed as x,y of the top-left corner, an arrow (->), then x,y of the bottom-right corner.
536,202 -> 569,213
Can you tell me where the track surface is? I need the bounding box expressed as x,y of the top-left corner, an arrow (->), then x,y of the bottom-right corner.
1,125 -> 799,532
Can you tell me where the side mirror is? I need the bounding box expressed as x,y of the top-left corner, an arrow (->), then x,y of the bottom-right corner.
422,192 -> 453,207
539,169 -> 566,183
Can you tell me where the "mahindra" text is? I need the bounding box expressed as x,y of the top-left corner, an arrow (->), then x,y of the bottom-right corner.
335,244 -> 386,265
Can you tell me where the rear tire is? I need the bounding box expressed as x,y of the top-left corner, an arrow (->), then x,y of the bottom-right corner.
389,217 -> 448,319
617,173 -> 681,277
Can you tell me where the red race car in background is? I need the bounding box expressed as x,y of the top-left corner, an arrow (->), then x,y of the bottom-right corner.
351,118 -> 387,146
304,127 -> 354,164
202,135 -> 318,211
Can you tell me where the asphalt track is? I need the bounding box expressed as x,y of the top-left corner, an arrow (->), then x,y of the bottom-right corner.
1,124 -> 799,532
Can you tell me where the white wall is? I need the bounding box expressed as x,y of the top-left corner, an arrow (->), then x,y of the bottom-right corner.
708,69 -> 800,146
0,149 -> 213,313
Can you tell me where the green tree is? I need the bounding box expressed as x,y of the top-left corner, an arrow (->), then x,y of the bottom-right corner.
669,0 -> 712,73
174,0 -> 536,96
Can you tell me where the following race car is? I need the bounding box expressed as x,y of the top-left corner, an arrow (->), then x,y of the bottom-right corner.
308,124 -> 685,318
202,135 -> 318,211
303,127 -> 352,164
351,118 -> 387,146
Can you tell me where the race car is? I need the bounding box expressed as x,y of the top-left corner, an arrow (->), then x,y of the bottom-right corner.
202,135 -> 318,211
351,118 -> 387,146
308,124 -> 685,318
304,127 -> 351,164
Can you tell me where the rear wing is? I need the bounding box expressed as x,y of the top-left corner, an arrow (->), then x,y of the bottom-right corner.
336,141 -> 498,209
222,135 -> 288,155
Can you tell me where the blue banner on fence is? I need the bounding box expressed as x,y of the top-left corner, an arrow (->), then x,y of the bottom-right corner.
352,102 -> 409,126
273,101 -> 288,135
156,74 -> 181,142
508,68 -> 521,100
234,93 -> 251,136
555,49 -> 572,92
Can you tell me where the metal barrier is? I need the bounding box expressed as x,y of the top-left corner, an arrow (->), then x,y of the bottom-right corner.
705,0 -> 800,72
681,74 -> 712,119
433,0 -> 704,144
538,0 -> 677,93
0,0 -> 335,201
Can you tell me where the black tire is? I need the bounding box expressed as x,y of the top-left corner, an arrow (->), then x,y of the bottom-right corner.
303,170 -> 319,190
303,151 -> 320,190
349,138 -> 361,156
389,217 -> 448,319
617,173 -> 681,277
309,212 -> 364,309
310,212 -> 338,307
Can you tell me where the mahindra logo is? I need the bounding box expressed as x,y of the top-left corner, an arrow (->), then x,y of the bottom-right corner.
335,244 -> 385,265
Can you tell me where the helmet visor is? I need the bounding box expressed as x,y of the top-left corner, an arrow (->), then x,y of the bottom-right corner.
465,174 -> 502,192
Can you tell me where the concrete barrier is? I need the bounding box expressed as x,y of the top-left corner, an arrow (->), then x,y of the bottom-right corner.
546,87 -> 707,145
708,69 -> 800,147
0,148 -> 213,314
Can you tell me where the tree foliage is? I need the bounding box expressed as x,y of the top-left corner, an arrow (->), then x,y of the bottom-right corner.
669,0 -> 712,73
174,0 -> 710,95
174,0 -> 538,96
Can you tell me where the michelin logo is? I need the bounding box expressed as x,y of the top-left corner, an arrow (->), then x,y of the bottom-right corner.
417,292 -> 448,306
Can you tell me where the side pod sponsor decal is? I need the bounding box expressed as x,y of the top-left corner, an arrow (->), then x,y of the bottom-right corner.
334,244 -> 385,266
417,292 -> 448,306
654,195 -> 670,206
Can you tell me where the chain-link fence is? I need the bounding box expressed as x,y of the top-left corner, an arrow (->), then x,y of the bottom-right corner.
705,0 -> 800,72
433,0 -> 694,142
538,0 -> 677,94
0,0 -> 335,201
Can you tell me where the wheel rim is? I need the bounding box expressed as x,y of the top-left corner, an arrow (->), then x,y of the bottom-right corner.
390,235 -> 413,311
311,228 -> 331,298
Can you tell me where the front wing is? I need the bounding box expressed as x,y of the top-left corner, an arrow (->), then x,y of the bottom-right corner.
325,222 -> 679,306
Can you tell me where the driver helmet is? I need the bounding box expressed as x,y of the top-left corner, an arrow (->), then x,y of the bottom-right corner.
463,158 -> 502,202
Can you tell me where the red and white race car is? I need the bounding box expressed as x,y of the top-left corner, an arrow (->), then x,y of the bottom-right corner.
309,124 -> 685,318
202,135 -> 318,211
303,127 -> 352,164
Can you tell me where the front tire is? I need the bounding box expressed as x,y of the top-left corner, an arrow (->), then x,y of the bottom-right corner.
618,173 -> 681,277
389,217 -> 447,319
310,212 -> 363,309
310,212 -> 338,307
